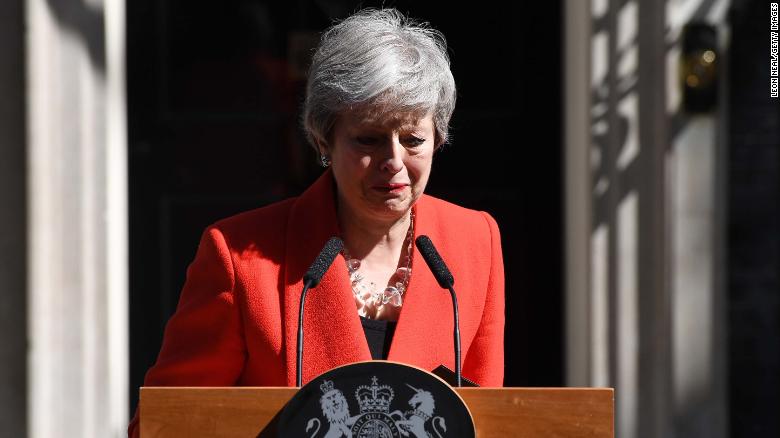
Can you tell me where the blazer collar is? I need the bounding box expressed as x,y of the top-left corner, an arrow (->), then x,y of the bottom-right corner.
387,195 -> 454,372
282,170 -> 454,385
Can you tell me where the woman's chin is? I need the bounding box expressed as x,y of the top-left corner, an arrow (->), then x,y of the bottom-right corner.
383,193 -> 417,210
366,198 -> 413,219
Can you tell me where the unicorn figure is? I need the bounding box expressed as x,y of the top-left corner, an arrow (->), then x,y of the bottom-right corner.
390,384 -> 447,438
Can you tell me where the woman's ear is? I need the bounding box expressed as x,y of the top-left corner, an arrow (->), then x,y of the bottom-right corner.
315,138 -> 332,167
315,138 -> 329,156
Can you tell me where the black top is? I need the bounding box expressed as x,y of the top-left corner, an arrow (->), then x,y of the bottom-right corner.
360,316 -> 397,360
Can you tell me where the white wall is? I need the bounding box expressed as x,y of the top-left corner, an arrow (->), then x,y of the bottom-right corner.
26,0 -> 128,436
564,1 -> 730,437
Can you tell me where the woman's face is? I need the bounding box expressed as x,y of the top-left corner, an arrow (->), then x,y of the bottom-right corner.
323,110 -> 436,223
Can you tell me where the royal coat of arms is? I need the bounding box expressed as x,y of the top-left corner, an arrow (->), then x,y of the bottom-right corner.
305,376 -> 448,438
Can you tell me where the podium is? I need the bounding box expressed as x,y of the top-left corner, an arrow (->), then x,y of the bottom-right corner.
139,386 -> 613,437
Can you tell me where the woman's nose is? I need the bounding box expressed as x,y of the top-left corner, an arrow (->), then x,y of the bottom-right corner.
379,139 -> 404,173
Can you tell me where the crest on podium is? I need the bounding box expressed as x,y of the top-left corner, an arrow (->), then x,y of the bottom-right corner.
278,361 -> 474,438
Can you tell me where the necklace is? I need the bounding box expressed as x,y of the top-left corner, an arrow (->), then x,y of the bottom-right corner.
342,211 -> 414,317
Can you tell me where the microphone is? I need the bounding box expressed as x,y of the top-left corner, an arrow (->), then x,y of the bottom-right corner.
415,235 -> 462,387
303,237 -> 345,288
297,237 -> 344,386
415,235 -> 454,288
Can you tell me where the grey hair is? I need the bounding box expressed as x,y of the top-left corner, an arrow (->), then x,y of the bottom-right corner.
303,8 -> 456,149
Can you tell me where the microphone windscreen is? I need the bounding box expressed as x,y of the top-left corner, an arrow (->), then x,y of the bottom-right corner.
303,237 -> 344,288
415,235 -> 455,288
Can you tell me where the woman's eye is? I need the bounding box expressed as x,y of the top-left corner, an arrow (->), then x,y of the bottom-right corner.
353,135 -> 425,148
405,136 -> 426,147
355,137 -> 378,145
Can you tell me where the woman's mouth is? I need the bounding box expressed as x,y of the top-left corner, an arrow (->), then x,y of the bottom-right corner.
373,183 -> 409,194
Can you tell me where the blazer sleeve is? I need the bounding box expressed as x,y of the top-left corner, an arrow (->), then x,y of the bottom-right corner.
462,212 -> 505,387
128,226 -> 247,437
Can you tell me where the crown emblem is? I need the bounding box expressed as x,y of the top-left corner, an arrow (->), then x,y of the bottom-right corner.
319,380 -> 335,394
355,376 -> 394,414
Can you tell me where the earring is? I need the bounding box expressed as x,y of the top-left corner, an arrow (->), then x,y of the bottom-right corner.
320,154 -> 331,168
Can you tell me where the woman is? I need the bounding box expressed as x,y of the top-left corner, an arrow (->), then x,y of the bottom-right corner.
128,8 -> 504,436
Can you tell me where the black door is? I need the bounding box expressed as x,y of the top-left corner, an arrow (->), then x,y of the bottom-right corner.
128,0 -> 563,415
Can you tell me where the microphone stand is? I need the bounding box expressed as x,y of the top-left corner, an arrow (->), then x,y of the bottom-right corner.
296,281 -> 312,387
447,285 -> 462,387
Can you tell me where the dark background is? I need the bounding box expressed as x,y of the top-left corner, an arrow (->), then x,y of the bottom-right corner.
727,1 -> 780,435
127,0 -> 564,415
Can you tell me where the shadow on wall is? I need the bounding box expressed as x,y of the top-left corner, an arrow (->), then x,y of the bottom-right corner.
45,0 -> 105,71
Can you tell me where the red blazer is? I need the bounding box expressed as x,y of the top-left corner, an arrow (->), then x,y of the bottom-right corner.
128,170 -> 504,436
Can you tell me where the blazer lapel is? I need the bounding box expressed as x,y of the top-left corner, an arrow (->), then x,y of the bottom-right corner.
282,181 -> 455,384
387,196 -> 456,373
282,170 -> 370,386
